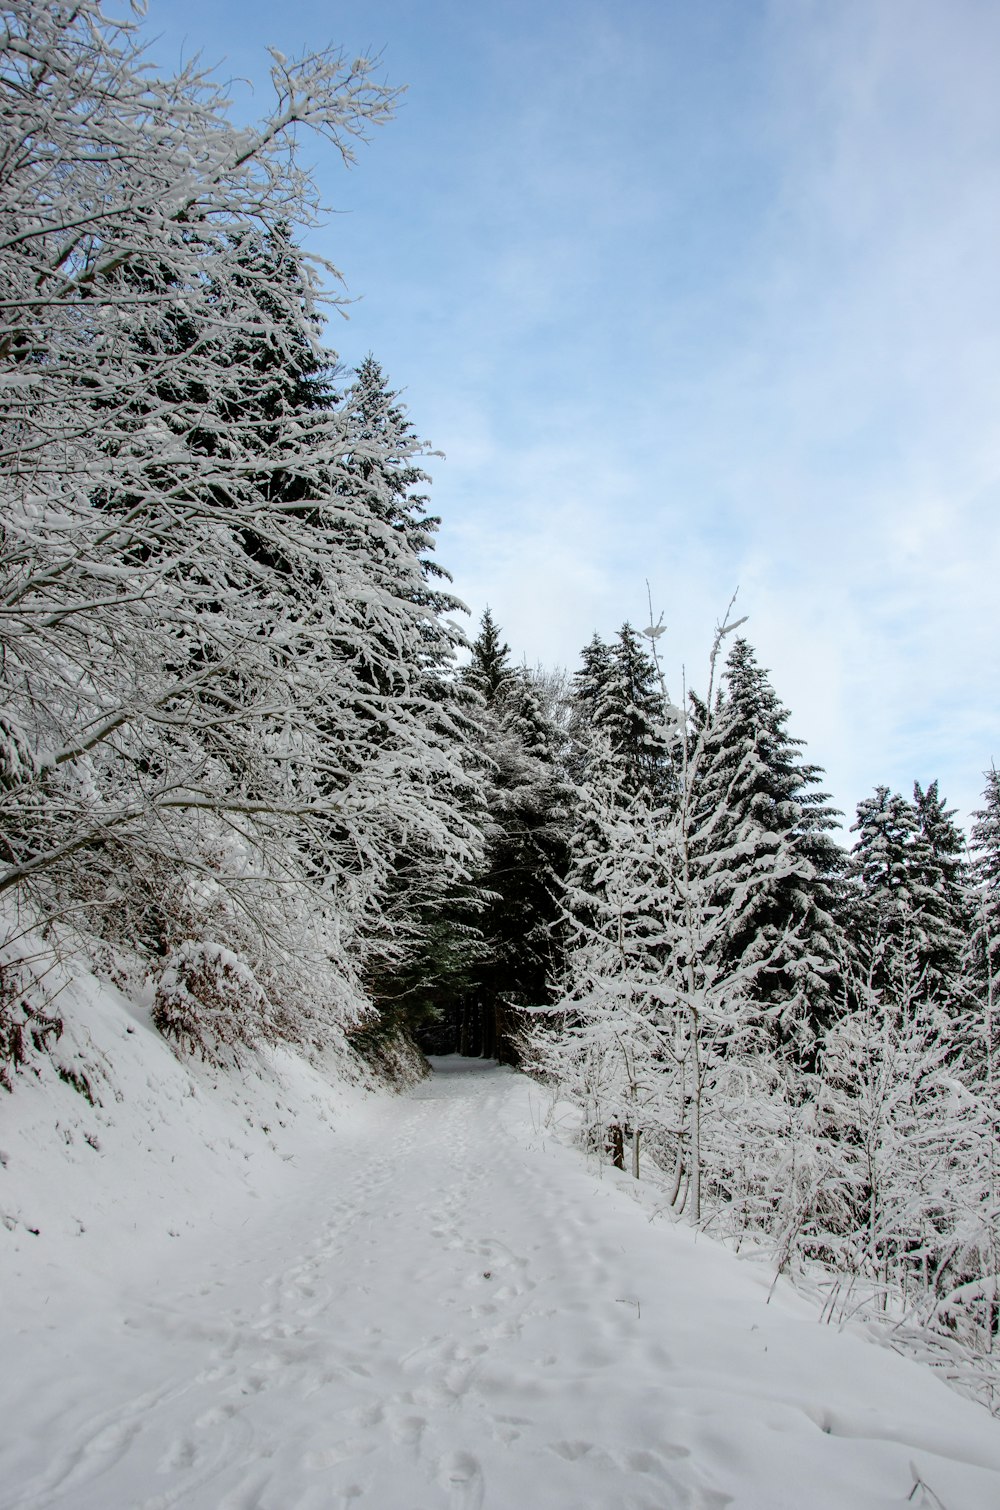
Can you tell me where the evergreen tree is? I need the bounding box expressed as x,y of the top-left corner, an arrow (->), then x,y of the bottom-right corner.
593,625 -> 672,800
566,633 -> 612,780
322,360 -> 489,1045
418,613 -> 571,1061
476,668 -> 572,1056
965,768 -> 1000,1102
464,608 -> 514,703
690,638 -> 844,1050
970,769 -> 1000,1006
912,779 -> 973,1003
339,356 -> 462,631
847,783 -> 967,1015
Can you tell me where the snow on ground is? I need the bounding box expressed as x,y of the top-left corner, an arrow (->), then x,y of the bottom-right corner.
4,985 -> 1000,1508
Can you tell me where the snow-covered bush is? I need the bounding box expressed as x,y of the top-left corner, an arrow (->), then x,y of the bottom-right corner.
153,942 -> 271,1064
0,951 -> 62,1091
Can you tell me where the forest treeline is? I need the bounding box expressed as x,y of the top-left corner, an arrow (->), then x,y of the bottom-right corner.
2,1 -> 999,1394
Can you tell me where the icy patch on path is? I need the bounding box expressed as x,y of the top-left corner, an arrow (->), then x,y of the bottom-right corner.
4,1055 -> 1000,1508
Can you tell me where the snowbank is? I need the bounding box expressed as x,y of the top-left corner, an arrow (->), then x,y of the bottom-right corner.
0,958 -> 372,1274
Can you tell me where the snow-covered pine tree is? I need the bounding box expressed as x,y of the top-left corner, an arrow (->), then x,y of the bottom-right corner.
478,666 -> 572,1057
464,608 -> 514,703
847,784 -> 967,1017
562,623 -> 677,918
332,358 -> 488,1049
566,633 -> 612,781
564,626 -> 672,796
912,781 -> 973,1006
687,638 -> 845,1056
969,769 -> 1000,1050
433,613 -> 571,1062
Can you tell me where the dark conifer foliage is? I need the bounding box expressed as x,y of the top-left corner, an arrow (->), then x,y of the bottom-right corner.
464,608 -> 514,702
479,667 -> 573,1047
912,780 -> 973,1002
691,638 -> 844,1047
969,768 -> 1000,1003
415,613 -> 572,1062
568,624 -> 672,801
339,356 -> 460,626
847,782 -> 968,1013
328,360 -> 489,1046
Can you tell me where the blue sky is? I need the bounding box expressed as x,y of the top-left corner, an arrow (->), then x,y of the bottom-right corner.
141,0 -> 1000,832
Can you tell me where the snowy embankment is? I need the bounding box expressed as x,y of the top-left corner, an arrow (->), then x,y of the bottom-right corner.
3,983 -> 1000,1508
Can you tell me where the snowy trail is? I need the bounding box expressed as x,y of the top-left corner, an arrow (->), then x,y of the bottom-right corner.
5,1058 -> 1000,1509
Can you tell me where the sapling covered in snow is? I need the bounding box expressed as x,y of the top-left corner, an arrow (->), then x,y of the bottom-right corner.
529,613 -> 1000,1387
532,608 -> 805,1221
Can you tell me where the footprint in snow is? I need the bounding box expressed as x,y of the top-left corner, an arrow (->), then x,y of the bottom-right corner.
436,1450 -> 485,1510
350,1401 -> 385,1428
304,1437 -> 376,1468
549,1439 -> 593,1462
156,1436 -> 198,1473
387,1411 -> 426,1449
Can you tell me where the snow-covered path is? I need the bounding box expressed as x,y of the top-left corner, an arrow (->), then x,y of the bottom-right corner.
5,1056 -> 1000,1509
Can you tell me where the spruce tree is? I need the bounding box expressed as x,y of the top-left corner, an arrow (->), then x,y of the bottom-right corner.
328,359 -> 488,1046
339,356 -> 463,634
912,780 -> 972,1002
970,770 -> 1000,993
567,633 -> 612,779
424,613 -> 571,1061
690,638 -> 844,1049
595,625 -> 673,799
847,782 -> 967,1016
464,608 -> 513,702
479,668 -> 572,1055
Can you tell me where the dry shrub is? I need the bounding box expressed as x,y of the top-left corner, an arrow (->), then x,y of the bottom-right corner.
0,957 -> 62,1091
152,940 -> 272,1064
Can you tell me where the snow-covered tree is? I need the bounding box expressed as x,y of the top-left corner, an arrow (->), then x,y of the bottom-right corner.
463,607 -> 513,704
846,784 -> 968,1016
689,638 -> 845,1054
968,771 -> 1000,1012
534,612 -> 809,1221
815,922 -> 1000,1347
570,624 -> 672,801
0,2 -> 482,1066
437,615 -> 572,1061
